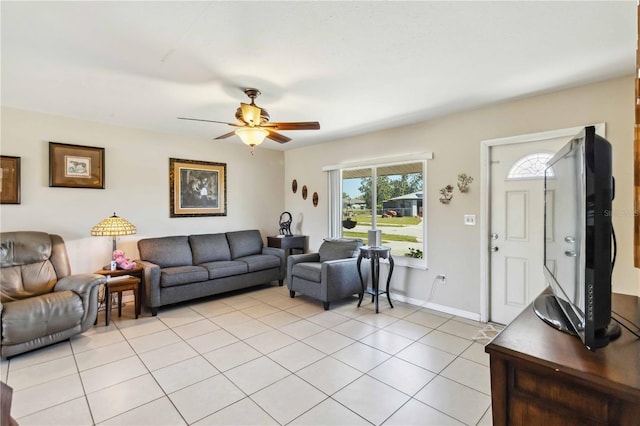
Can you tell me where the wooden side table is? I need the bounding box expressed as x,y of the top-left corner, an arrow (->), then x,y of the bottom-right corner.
267,235 -> 307,255
94,266 -> 144,326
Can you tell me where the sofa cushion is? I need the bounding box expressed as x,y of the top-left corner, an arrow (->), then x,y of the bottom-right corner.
319,239 -> 362,263
292,262 -> 322,283
189,233 -> 231,264
199,260 -> 248,279
226,230 -> 263,259
236,254 -> 281,273
138,236 -> 193,268
1,290 -> 83,345
159,265 -> 208,288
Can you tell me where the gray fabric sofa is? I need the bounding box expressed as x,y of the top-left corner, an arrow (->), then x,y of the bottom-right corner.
287,238 -> 368,310
0,231 -> 105,358
137,230 -> 285,315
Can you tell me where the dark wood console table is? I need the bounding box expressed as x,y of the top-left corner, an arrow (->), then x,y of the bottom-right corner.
486,291 -> 640,425
267,235 -> 307,255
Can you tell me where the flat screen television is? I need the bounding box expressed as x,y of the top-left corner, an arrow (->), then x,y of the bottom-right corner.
534,125 -> 620,350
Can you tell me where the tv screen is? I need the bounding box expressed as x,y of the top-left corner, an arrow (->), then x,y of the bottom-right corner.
536,125 -> 620,350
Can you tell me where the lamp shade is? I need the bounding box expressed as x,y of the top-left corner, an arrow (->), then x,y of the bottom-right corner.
91,213 -> 136,237
235,127 -> 269,147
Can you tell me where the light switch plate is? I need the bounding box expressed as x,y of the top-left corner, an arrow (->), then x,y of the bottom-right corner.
464,214 -> 476,226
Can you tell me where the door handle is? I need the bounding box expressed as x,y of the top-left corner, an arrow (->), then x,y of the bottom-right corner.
490,246 -> 499,252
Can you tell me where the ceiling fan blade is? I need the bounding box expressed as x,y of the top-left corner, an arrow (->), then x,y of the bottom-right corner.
266,130 -> 292,144
264,121 -> 320,131
240,103 -> 262,126
178,117 -> 240,127
214,130 -> 238,140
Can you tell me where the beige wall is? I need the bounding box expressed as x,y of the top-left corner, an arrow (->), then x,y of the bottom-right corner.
2,76 -> 637,319
285,76 -> 639,318
0,107 -> 286,273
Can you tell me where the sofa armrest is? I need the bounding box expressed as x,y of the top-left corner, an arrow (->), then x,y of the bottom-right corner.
54,274 -> 105,329
54,274 -> 105,297
322,258 -> 366,284
136,259 -> 161,310
262,246 -> 286,279
287,253 -> 320,280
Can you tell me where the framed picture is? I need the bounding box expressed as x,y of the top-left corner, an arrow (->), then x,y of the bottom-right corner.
49,142 -> 105,189
0,156 -> 21,204
170,158 -> 227,217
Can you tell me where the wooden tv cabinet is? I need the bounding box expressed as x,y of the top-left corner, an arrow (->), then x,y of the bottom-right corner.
486,291 -> 640,425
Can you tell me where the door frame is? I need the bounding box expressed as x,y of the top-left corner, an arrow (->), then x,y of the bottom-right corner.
479,123 -> 606,323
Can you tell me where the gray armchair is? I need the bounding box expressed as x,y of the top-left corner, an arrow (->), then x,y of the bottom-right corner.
0,231 -> 105,358
287,238 -> 368,310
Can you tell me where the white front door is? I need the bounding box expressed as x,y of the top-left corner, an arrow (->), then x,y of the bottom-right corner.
489,138 -> 567,325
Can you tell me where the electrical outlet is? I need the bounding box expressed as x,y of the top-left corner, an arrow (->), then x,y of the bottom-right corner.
436,274 -> 446,284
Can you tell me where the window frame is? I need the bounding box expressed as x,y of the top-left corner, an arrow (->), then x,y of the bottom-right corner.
325,153 -> 431,269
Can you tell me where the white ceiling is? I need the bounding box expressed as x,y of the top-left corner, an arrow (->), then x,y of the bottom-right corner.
1,1 -> 636,151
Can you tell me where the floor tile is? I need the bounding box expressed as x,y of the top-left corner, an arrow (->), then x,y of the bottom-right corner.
289,397 -> 370,425
368,356 -> 436,396
152,355 -> 219,394
222,318 -> 273,340
419,329 -> 473,355
437,318 -> 486,340
440,357 -> 491,395
209,310 -> 254,328
7,355 -> 77,390
16,396 -> 93,426
225,356 -> 290,394
244,329 -> 296,354
395,341 -> 456,373
259,310 -> 301,328
80,355 -> 148,394
157,306 -> 205,328
460,342 -> 490,366
404,309 -> 450,329
74,341 -> 136,371
171,318 -> 221,340
296,356 -> 363,395
333,375 -> 410,425
169,374 -> 245,424
268,341 -> 326,372
414,375 -> 491,426
128,329 -> 182,354
478,405 -> 494,425
186,328 -> 239,354
116,316 -> 169,340
99,396 -> 186,425
11,374 -> 85,419
71,327 -> 125,354
353,312 -> 398,328
383,398 -> 464,425
360,329 -> 413,355
221,294 -> 262,310
303,329 -> 355,354
383,319 -> 432,340
241,303 -> 281,319
138,340 -> 199,371
203,341 -> 262,372
332,318 -> 379,340
251,374 -> 327,425
193,397 -> 278,425
7,341 -> 73,371
331,341 -> 390,372
287,301 -> 326,318
307,310 -> 351,328
279,319 -> 325,339
86,373 -> 165,423
190,299 -> 236,318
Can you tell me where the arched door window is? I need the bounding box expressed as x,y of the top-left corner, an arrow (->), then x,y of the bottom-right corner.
507,152 -> 554,180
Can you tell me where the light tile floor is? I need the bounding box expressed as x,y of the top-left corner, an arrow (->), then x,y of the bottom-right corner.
1,284 -> 499,425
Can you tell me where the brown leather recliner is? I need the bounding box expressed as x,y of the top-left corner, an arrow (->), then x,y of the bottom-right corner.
0,231 -> 105,358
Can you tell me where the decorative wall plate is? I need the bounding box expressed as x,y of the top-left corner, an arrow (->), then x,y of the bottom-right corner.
292,179 -> 298,193
312,192 -> 319,207
302,185 -> 308,200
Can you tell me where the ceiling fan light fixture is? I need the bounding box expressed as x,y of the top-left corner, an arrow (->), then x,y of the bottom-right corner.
235,127 -> 269,147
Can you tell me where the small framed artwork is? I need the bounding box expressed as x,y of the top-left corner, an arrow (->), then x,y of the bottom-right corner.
170,158 -> 227,217
49,142 -> 105,189
292,179 -> 298,194
302,185 -> 308,200
313,192 -> 319,207
0,156 -> 21,204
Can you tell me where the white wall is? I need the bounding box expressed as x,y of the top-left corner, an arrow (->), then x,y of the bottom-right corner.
0,107 -> 285,273
285,76 -> 639,318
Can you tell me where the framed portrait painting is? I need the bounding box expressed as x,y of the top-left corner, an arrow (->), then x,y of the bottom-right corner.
170,158 -> 227,217
49,142 -> 105,189
0,156 -> 21,204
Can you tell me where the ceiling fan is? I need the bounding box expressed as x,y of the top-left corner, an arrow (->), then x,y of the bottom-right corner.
178,88 -> 320,151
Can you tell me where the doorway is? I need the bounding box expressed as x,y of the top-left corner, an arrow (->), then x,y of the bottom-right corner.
479,124 -> 606,324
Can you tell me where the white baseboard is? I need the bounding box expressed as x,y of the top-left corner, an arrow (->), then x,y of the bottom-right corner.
391,293 -> 482,322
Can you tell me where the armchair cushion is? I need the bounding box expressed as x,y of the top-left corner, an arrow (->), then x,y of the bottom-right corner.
318,239 -> 361,262
292,262 -> 322,282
